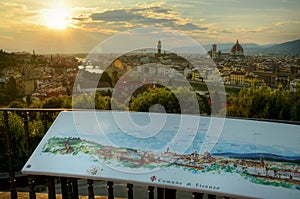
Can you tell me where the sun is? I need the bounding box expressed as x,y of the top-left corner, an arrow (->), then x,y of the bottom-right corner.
42,8 -> 70,30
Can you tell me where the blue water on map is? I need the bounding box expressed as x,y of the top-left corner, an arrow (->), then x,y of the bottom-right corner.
89,111 -> 300,158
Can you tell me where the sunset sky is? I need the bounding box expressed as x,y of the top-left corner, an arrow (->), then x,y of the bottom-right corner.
0,0 -> 299,53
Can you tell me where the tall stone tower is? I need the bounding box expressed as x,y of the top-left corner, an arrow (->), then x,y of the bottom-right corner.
212,44 -> 217,58
157,40 -> 161,54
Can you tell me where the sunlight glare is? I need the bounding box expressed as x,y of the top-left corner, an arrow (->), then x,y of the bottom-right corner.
43,8 -> 70,30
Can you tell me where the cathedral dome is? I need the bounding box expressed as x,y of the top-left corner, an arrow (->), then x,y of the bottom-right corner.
231,40 -> 244,56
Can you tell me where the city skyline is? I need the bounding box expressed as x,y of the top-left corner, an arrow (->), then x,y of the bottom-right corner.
0,0 -> 299,53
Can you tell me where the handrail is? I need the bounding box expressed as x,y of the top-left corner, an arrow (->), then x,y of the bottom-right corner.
0,108 -> 71,111
1,107 -> 299,125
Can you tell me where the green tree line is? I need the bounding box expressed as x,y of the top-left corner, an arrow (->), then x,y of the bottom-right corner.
0,76 -> 24,106
227,82 -> 300,121
0,49 -> 15,69
3,82 -> 300,120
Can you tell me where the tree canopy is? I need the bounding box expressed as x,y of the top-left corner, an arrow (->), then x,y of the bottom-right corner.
227,81 -> 300,121
129,87 -> 211,115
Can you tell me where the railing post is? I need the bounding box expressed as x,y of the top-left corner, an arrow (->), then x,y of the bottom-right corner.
157,187 -> 164,199
61,177 -> 68,199
87,179 -> 94,199
148,186 -> 154,199
23,111 -> 36,199
192,192 -> 204,199
127,183 -> 133,199
60,177 -> 79,199
4,111 -> 17,199
66,178 -> 73,199
72,178 -> 79,199
165,188 -> 176,199
42,111 -> 58,199
107,181 -> 114,199
47,176 -> 56,199
41,111 -> 48,133
208,194 -> 216,199
23,111 -> 30,158
28,175 -> 36,199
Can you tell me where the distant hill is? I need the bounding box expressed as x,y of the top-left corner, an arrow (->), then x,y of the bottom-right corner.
260,39 -> 300,55
203,39 -> 300,55
213,152 -> 300,163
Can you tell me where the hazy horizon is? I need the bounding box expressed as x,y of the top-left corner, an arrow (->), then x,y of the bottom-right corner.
4,39 -> 298,55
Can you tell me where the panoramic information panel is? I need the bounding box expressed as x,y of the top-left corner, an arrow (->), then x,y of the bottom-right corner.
22,111 -> 300,198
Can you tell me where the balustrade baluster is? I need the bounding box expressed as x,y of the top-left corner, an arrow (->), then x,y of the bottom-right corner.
66,178 -> 73,199
165,188 -> 176,199
157,187 -> 164,199
107,181 -> 114,199
148,186 -> 154,199
208,194 -> 216,199
23,111 -> 30,157
61,177 -> 68,199
23,111 -> 36,199
127,183 -> 133,199
192,192 -> 204,199
87,179 -> 95,199
41,111 -> 48,133
27,175 -> 36,199
72,178 -> 79,199
47,176 -> 56,199
4,111 -> 17,199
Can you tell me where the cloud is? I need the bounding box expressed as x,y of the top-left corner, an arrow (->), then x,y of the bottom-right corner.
255,26 -> 273,32
217,29 -> 233,34
75,4 -> 208,34
247,26 -> 273,33
178,23 -> 207,31
234,25 -> 273,34
91,9 -> 146,22
136,1 -> 166,9
72,15 -> 90,22
0,35 -> 14,40
275,20 -> 300,26
0,2 -> 37,23
89,7 -> 179,27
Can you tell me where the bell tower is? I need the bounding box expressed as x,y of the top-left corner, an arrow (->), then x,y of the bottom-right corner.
157,40 -> 161,55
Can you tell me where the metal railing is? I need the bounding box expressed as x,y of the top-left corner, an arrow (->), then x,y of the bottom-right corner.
1,108 -> 65,199
1,108 -> 299,199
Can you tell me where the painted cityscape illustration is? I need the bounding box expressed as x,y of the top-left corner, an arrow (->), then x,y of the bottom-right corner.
42,135 -> 300,190
23,111 -> 300,198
